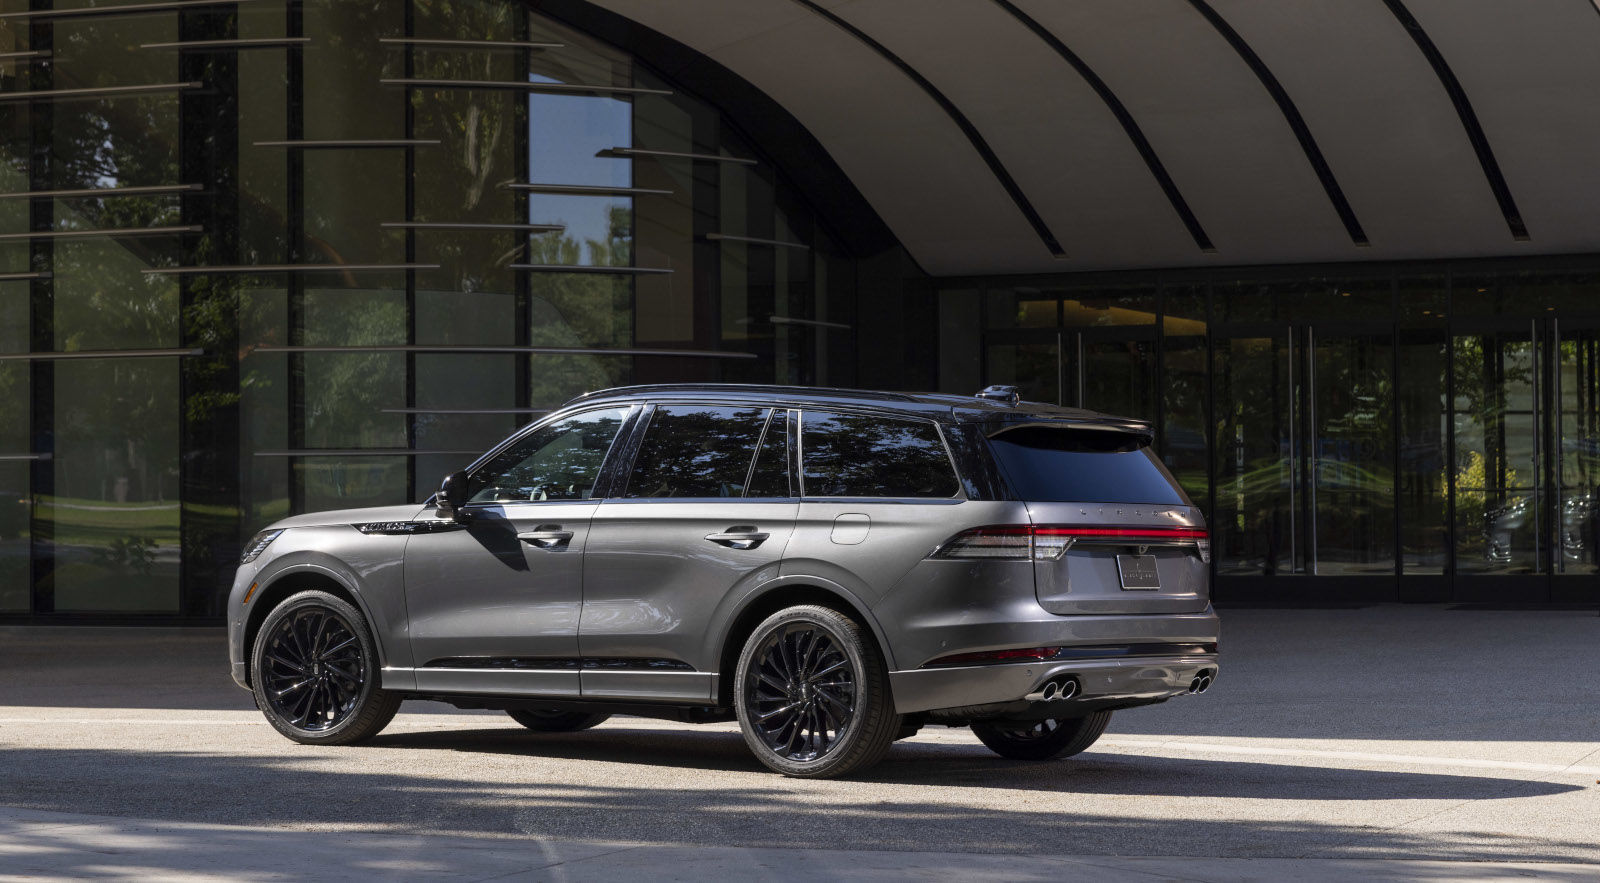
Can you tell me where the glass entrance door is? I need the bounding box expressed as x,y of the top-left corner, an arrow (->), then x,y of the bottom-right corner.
1553,322 -> 1600,583
1212,322 -> 1396,588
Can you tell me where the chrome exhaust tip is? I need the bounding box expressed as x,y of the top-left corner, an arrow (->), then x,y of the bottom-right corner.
1023,677 -> 1080,702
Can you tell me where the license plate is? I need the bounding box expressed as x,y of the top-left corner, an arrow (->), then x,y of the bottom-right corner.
1116,554 -> 1161,590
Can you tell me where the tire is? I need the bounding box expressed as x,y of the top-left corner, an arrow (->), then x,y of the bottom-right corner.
733,604 -> 901,778
971,710 -> 1113,761
251,589 -> 401,745
507,709 -> 611,732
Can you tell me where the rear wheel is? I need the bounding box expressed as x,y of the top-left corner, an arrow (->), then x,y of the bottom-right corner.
251,590 -> 401,745
733,605 -> 900,778
507,709 -> 611,732
971,711 -> 1113,761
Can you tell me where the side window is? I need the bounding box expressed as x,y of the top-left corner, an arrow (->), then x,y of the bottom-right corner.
745,409 -> 792,498
468,408 -> 629,503
624,405 -> 770,498
800,410 -> 960,498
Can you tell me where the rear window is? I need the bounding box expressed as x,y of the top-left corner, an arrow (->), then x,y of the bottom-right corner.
624,405 -> 769,498
987,425 -> 1189,505
801,410 -> 960,498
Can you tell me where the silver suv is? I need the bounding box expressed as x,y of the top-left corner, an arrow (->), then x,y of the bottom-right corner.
228,384 -> 1219,778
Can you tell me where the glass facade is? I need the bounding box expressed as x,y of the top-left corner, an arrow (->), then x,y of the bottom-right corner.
945,266 -> 1600,604
0,0 -> 859,619
3,1 -> 1597,620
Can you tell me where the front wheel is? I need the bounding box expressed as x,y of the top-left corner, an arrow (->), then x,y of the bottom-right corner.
507,709 -> 611,732
733,605 -> 900,778
251,590 -> 401,745
971,711 -> 1113,761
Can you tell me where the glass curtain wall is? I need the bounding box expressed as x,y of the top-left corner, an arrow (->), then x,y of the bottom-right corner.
0,0 -> 858,620
954,266 -> 1600,603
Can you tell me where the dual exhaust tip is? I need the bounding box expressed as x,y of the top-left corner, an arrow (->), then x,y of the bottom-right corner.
1024,677 -> 1079,703
1025,670 -> 1213,703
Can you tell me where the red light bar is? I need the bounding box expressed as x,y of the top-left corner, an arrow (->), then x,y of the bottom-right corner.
1034,526 -> 1208,540
927,646 -> 1061,666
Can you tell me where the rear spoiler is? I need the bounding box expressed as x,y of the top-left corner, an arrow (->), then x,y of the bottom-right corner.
980,417 -> 1154,442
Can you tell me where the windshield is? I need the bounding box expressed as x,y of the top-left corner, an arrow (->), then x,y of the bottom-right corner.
986,425 -> 1190,505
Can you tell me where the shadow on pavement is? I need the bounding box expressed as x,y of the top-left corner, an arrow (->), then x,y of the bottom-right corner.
0,733 -> 1587,862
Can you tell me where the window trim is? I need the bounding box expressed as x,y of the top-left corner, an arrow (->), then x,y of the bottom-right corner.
448,404 -> 640,508
795,407 -> 967,502
741,407 -> 798,500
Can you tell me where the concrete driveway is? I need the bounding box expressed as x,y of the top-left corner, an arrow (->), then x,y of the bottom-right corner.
1,605 -> 1597,880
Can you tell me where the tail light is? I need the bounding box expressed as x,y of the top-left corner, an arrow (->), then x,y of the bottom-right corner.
934,525 -> 1209,562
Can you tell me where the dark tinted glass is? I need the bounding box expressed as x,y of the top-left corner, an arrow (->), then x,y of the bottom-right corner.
801,411 -> 959,498
625,406 -> 769,498
469,408 -> 628,502
988,426 -> 1189,505
746,410 -> 792,498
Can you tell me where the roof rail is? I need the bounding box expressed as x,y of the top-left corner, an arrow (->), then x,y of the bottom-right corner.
562,383 -> 920,408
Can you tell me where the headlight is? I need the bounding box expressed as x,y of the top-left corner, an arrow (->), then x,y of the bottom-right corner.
240,529 -> 285,564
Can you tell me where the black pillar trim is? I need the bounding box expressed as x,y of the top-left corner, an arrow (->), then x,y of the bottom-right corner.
989,0 -> 1215,254
1379,0 -> 1529,242
784,0 -> 1066,259
1184,0 -> 1370,247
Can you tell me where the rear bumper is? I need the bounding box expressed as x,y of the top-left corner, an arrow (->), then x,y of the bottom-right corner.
888,654 -> 1218,715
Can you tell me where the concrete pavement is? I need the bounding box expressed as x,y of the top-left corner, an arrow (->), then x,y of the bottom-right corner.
1,606 -> 1597,880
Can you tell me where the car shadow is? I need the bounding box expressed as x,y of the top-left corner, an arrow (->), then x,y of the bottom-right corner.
366,723 -> 1584,802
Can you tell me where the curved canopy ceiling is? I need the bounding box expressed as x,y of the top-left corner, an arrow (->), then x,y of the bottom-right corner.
589,0 -> 1600,276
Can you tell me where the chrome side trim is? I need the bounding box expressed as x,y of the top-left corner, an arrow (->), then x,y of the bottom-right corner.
412,668 -> 581,698
579,670 -> 715,702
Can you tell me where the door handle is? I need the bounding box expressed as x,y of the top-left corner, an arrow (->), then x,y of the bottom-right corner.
518,525 -> 574,550
705,526 -> 770,550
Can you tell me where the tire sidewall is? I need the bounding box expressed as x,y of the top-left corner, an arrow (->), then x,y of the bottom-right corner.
251,590 -> 383,745
733,606 -> 881,777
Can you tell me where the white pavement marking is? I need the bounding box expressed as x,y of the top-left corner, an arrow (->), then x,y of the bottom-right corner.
1094,737 -> 1600,777
6,715 -> 1599,778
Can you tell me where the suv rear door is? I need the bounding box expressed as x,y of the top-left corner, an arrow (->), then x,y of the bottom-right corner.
581,403 -> 796,701
985,423 -> 1210,615
781,409 -> 972,642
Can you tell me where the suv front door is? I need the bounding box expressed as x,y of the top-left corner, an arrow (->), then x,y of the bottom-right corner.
581,404 -> 797,701
402,407 -> 632,697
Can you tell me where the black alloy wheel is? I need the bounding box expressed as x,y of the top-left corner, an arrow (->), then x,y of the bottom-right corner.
734,605 -> 899,778
971,710 -> 1113,761
507,709 -> 611,732
251,590 -> 400,745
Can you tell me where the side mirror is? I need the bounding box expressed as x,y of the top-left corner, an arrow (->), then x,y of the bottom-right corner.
436,470 -> 471,522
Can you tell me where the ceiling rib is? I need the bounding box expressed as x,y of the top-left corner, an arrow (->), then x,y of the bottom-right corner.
786,0 -> 1068,259
1184,0 -> 1370,247
1380,0 -> 1528,241
990,0 -> 1214,254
